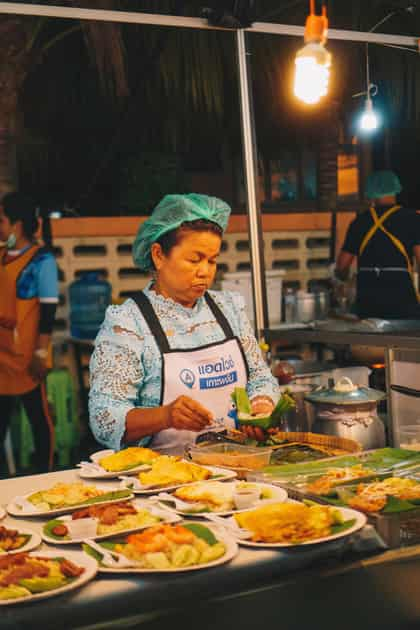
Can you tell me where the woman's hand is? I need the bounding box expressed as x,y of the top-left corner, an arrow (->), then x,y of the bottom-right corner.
164,395 -> 213,432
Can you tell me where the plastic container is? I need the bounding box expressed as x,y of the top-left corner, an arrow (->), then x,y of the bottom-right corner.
186,443 -> 273,472
69,272 -> 112,339
220,270 -> 285,327
398,425 -> 420,451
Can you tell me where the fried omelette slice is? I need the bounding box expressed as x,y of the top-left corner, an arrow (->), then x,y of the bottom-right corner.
138,456 -> 211,487
99,447 -> 160,472
234,502 -> 336,543
175,481 -> 235,511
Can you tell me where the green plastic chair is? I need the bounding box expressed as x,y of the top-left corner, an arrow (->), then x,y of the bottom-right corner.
10,368 -> 80,469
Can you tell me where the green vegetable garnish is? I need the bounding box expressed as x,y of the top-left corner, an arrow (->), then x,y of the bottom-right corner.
183,523 -> 218,545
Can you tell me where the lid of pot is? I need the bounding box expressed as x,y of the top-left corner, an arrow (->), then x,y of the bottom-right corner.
304,377 -> 386,405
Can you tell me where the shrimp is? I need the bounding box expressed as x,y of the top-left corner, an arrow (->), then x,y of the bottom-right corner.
163,525 -> 195,544
127,527 -> 169,553
126,524 -> 195,552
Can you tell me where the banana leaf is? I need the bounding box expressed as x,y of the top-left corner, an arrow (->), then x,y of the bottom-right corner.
325,485 -> 420,514
263,448 -> 420,479
232,387 -> 295,430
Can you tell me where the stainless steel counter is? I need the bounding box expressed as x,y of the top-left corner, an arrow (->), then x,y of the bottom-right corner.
265,326 -> 420,349
2,469 -> 420,630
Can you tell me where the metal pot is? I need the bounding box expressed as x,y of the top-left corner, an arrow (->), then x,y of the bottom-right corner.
283,291 -> 330,323
278,384 -> 316,432
305,377 -> 387,449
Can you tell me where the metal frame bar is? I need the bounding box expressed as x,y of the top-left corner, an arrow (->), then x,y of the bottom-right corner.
236,29 -> 268,332
1,1 -> 417,338
0,4 -> 417,47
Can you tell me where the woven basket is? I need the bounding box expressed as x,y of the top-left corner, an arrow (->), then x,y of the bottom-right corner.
270,431 -> 362,454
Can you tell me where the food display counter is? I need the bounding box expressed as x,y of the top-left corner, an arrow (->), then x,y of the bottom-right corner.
2,468 -> 420,630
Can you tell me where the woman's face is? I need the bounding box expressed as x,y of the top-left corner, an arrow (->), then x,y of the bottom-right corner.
0,205 -> 13,242
151,230 -> 222,307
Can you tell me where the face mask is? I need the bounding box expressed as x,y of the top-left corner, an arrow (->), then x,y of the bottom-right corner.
6,232 -> 16,249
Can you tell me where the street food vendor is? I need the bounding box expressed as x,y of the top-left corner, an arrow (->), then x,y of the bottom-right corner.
335,170 -> 420,319
89,193 -> 279,454
0,192 -> 57,472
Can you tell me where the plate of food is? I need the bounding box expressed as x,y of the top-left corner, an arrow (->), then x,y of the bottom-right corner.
42,499 -> 181,544
0,549 -> 97,605
157,481 -> 287,516
119,456 -> 236,495
220,501 -> 366,547
7,482 -> 134,517
0,525 -> 41,555
332,477 -> 420,513
83,521 -> 238,573
78,447 -> 161,479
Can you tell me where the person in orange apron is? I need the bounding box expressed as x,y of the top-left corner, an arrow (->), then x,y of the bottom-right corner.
0,192 -> 58,472
336,170 -> 420,319
89,194 -> 279,454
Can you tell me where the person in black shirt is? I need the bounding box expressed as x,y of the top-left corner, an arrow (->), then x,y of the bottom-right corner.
336,170 -> 420,319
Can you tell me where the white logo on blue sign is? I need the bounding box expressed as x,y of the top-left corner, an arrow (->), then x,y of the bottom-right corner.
179,369 -> 195,389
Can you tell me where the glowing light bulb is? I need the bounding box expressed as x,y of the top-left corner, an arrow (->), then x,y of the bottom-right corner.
359,98 -> 380,132
294,42 -> 331,105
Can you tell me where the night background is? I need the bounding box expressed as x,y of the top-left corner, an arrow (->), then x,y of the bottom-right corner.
2,0 -> 420,215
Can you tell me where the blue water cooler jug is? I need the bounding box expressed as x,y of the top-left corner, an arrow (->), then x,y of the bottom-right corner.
69,272 -> 112,339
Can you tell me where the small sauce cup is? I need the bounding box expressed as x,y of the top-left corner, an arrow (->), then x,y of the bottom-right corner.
66,517 -> 99,540
232,486 -> 261,510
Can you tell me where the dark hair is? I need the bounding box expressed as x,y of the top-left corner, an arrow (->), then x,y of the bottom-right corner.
156,219 -> 223,258
2,191 -> 53,248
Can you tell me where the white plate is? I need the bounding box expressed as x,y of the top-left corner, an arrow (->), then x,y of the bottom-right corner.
0,527 -> 41,555
78,449 -> 153,479
0,508 -> 5,520
227,505 -> 367,548
84,522 -> 238,573
89,449 -> 115,463
0,549 -> 98,606
42,500 -> 181,545
119,465 -> 237,495
7,488 -> 135,518
158,482 -> 288,516
78,464 -> 152,480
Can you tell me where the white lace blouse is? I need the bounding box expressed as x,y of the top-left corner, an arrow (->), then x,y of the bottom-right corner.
89,283 -> 279,449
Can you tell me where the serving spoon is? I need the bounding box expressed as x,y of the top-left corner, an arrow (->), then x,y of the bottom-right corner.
83,539 -> 135,568
154,492 -> 208,512
203,514 -> 253,539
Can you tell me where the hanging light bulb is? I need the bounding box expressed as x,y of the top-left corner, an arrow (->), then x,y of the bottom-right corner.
294,1 -> 331,105
359,96 -> 380,132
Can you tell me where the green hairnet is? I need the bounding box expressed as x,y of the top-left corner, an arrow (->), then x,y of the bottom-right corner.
365,170 -> 402,199
133,193 -> 231,271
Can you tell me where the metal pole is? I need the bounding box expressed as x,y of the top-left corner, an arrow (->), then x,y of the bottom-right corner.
236,29 -> 268,339
385,347 -> 395,446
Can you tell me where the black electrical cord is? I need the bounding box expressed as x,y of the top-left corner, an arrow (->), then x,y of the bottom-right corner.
201,1 -> 257,28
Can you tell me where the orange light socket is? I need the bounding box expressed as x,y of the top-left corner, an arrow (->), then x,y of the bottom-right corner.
304,5 -> 328,45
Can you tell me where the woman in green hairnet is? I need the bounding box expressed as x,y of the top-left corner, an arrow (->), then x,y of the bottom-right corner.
89,194 -> 279,454
336,170 -> 420,319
